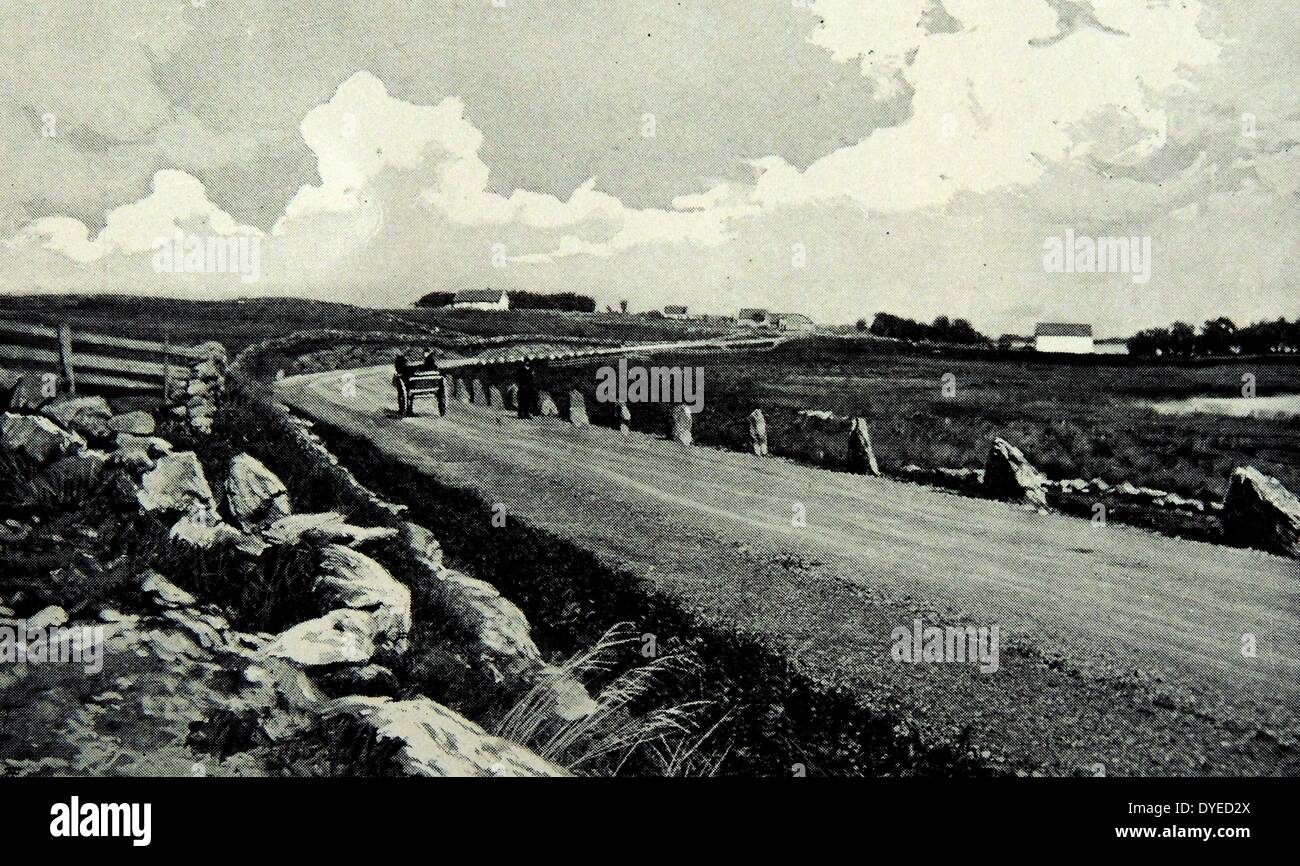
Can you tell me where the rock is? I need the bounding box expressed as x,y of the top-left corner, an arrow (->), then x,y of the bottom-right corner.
983,438 -> 1049,508
139,571 -> 197,609
107,411 -> 156,435
265,609 -> 379,667
1222,467 -> 1300,558
799,409 -> 846,423
315,544 -> 412,651
322,696 -> 565,777
312,663 -> 399,698
2,412 -> 86,464
503,384 -> 519,410
472,380 -> 487,404
488,385 -> 505,409
671,405 -> 693,445
40,396 -> 113,439
169,511 -> 268,555
110,434 -> 172,474
846,418 -> 880,475
567,390 -> 589,427
617,402 -> 631,434
137,451 -> 218,515
1116,481 -> 1141,497
454,378 -> 471,403
225,453 -> 292,531
747,410 -> 768,456
535,391 -> 558,417
262,512 -> 398,548
186,379 -> 213,398
28,605 -> 68,629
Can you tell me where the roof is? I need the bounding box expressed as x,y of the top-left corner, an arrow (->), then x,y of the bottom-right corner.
1035,322 -> 1093,338
737,308 -> 769,320
664,305 -> 688,314
775,313 -> 813,324
454,289 -> 508,303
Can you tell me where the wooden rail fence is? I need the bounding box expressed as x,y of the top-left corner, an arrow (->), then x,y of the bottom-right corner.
0,319 -> 205,397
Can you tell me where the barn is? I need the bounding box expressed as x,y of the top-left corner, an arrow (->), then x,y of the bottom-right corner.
452,289 -> 510,311
1034,322 -> 1094,354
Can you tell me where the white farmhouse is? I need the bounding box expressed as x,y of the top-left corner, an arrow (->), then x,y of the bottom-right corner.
1034,322 -> 1094,354
452,289 -> 510,311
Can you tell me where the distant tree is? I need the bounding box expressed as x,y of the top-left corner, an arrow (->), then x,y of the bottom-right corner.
1196,316 -> 1238,356
619,299 -> 629,314
855,318 -> 868,332
509,290 -> 597,313
414,291 -> 455,308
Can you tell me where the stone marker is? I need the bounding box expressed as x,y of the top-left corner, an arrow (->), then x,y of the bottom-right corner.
847,417 -> 880,475
568,390 -> 589,427
747,409 -> 768,456
504,384 -> 519,410
226,453 -> 292,531
618,402 -> 632,434
1222,466 -> 1300,558
454,378 -> 471,403
472,379 -> 487,404
671,405 -> 692,445
488,385 -> 505,409
537,390 -> 560,417
983,437 -> 1049,509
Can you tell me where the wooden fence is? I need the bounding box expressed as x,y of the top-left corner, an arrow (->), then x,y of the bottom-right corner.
0,319 -> 205,397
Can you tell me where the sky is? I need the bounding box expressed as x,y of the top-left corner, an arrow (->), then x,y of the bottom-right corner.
0,0 -> 1297,336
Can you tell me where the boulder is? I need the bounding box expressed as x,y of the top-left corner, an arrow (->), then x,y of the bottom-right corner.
671,405 -> 692,445
1,412 -> 86,464
982,438 -> 1049,508
567,390 -> 589,427
225,453 -> 292,531
262,512 -> 398,548
316,544 -> 412,651
503,384 -> 519,410
169,511 -> 269,555
537,391 -> 559,417
747,410 -> 768,456
137,451 -> 218,515
265,609 -> 379,667
454,378 -> 471,403
321,696 -> 565,777
107,411 -> 156,436
312,663 -> 399,698
1222,467 -> 1300,558
109,433 -> 172,474
472,379 -> 487,404
28,605 -> 68,630
488,385 -> 505,409
139,571 -> 198,609
617,402 -> 631,434
40,396 -> 113,439
846,418 -> 879,475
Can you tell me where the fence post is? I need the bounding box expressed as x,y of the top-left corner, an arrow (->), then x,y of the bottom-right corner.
57,323 -> 76,394
162,335 -> 172,405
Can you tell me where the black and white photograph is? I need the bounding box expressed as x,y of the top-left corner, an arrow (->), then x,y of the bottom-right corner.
0,0 -> 1294,849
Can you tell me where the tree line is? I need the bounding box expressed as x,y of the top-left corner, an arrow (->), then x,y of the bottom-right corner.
858,312 -> 988,345
1127,316 -> 1300,357
415,290 -> 596,313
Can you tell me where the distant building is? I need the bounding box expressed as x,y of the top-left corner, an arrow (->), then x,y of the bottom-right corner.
774,313 -> 815,332
1034,322 -> 1094,354
737,308 -> 772,327
452,289 -> 509,311
663,305 -> 690,320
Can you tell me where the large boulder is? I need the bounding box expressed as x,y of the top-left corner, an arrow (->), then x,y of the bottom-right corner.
262,512 -> 398,548
982,438 -> 1049,509
846,418 -> 880,475
671,405 -> 692,445
107,411 -> 156,436
40,396 -> 113,439
472,379 -> 487,404
617,402 -> 631,435
225,453 -> 292,531
567,390 -> 589,427
1222,467 -> 1300,558
488,385 -> 505,409
265,609 -> 379,667
315,544 -> 412,651
2,412 -> 86,464
503,384 -> 519,410
137,451 -> 218,515
321,696 -> 565,777
536,390 -> 559,417
747,410 -> 768,456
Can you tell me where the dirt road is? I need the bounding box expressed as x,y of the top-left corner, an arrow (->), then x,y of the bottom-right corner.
279,365 -> 1299,774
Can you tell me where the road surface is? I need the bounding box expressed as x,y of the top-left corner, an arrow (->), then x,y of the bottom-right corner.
279,365 -> 1300,774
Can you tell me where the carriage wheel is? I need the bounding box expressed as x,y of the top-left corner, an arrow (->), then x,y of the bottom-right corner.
396,379 -> 411,416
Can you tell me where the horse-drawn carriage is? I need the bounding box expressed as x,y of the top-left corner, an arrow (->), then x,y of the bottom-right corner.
392,353 -> 447,416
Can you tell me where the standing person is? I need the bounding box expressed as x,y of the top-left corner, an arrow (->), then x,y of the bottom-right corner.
516,361 -> 537,419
